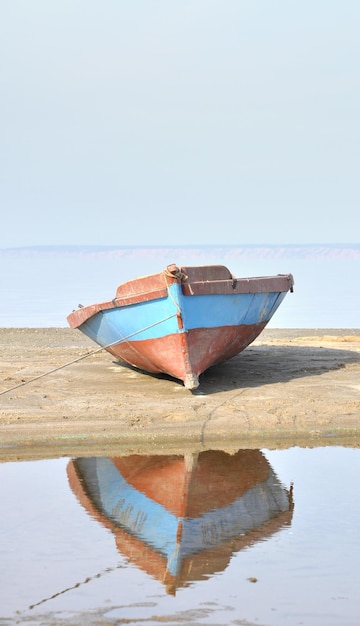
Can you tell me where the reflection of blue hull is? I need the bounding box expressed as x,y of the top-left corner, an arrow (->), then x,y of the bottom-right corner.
72,456 -> 292,578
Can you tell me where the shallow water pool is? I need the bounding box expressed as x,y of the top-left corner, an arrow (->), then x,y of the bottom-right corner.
1,446 -> 359,626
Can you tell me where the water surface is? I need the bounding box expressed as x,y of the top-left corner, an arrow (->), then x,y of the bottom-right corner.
1,244 -> 359,328
1,446 -> 359,625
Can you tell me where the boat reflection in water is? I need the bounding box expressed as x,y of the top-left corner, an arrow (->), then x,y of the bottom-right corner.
67,449 -> 293,595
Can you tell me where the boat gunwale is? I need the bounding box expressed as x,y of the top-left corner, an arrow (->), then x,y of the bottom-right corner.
181,274 -> 293,296
67,268 -> 294,329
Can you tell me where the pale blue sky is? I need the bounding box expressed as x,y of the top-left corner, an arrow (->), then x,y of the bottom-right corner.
1,0 -> 359,248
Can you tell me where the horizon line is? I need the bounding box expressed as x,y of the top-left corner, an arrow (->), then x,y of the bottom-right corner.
2,242 -> 360,252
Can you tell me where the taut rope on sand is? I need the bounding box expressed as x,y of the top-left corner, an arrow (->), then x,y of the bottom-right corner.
0,313 -> 177,397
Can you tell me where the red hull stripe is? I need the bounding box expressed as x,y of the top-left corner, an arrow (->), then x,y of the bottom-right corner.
106,322 -> 266,383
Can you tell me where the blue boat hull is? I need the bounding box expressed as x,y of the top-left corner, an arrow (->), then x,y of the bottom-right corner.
67,265 -> 294,388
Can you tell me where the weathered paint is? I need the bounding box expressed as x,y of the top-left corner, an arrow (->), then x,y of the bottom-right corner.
67,265 -> 294,389
67,450 -> 293,593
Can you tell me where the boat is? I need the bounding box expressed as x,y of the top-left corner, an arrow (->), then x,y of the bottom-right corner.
67,264 -> 294,389
67,449 -> 294,594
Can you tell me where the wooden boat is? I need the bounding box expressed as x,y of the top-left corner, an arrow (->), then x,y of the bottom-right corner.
67,450 -> 293,594
67,264 -> 294,389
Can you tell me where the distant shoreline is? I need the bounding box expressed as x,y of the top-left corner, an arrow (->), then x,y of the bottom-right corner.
1,243 -> 360,259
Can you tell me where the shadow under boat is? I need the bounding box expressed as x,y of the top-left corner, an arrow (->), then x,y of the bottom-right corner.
67,449 -> 294,595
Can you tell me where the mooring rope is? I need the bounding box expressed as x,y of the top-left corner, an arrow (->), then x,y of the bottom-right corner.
0,313 -> 178,397
29,562 -> 125,610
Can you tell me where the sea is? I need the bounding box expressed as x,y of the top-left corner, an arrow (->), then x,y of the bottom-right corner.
1,243 -> 360,328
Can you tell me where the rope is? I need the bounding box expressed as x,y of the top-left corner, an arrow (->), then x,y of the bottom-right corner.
0,313 -> 178,397
29,562 -> 125,610
163,264 -> 188,282
164,265 -> 194,296
162,267 -> 186,312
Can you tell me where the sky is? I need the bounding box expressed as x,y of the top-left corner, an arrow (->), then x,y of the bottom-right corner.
1,0 -> 359,248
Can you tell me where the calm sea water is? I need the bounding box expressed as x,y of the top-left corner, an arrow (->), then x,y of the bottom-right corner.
1,244 -> 359,328
1,447 -> 359,625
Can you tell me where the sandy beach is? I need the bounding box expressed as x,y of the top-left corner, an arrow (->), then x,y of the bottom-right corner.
0,327 -> 359,461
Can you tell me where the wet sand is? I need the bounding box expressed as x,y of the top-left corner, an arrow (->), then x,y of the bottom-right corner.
0,328 -> 360,460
